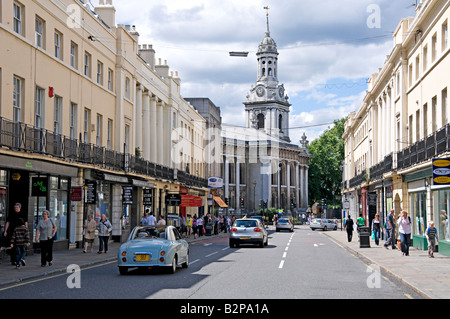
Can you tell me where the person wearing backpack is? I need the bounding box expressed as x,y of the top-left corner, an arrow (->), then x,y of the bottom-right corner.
397,210 -> 412,256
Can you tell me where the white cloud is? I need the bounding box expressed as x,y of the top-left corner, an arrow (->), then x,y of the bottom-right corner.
92,0 -> 416,144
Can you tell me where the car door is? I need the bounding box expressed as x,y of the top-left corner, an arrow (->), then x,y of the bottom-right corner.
172,227 -> 188,263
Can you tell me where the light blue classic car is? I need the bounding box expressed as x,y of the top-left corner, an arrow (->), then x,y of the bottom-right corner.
117,225 -> 189,275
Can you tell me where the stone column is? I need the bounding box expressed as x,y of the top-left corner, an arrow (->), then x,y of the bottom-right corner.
150,96 -> 157,163
142,90 -> 150,160
135,84 -> 143,154
158,101 -> 164,164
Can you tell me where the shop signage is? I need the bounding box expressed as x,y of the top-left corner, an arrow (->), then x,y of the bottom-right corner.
181,195 -> 203,207
433,158 -> 450,185
71,186 -> 83,202
208,177 -> 223,189
166,193 -> 182,206
31,177 -> 48,197
85,181 -> 97,204
122,186 -> 133,205
143,189 -> 153,206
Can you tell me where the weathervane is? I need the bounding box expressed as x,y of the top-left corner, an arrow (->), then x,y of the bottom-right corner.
264,6 -> 270,35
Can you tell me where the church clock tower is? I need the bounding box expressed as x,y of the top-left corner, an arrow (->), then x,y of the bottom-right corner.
245,7 -> 291,142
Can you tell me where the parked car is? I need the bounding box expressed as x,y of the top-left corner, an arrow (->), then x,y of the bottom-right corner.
229,218 -> 268,248
310,218 -> 338,231
276,218 -> 294,232
117,225 -> 189,275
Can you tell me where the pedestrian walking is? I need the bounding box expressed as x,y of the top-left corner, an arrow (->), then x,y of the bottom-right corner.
186,214 -> 193,239
356,214 -> 365,233
10,218 -> 30,269
192,215 -> 198,239
3,203 -> 28,265
35,210 -> 57,267
96,214 -> 112,254
141,210 -> 149,225
372,213 -> 381,246
426,221 -> 439,258
345,215 -> 354,242
397,210 -> 412,256
83,214 -> 96,253
197,216 -> 203,237
147,212 -> 157,226
157,215 -> 166,226
384,209 -> 397,250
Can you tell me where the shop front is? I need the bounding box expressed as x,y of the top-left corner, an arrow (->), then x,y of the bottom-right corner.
432,186 -> 450,256
0,154 -> 78,251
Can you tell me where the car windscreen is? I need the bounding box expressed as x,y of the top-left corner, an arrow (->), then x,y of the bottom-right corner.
234,220 -> 257,227
132,227 -> 166,240
279,219 -> 289,222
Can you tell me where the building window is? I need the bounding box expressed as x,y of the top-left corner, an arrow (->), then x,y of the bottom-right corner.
84,52 -> 91,77
97,61 -> 103,85
13,2 -> 23,35
432,33 -> 438,63
410,192 -> 427,236
434,189 -> 450,242
432,96 -> 437,132
442,20 -> 448,52
125,77 -> 131,99
70,102 -> 77,140
13,76 -> 22,123
54,96 -> 62,135
443,88 -> 448,128
107,69 -> 113,91
35,16 -> 44,48
35,87 -> 45,128
70,42 -> 78,69
257,113 -> 265,129
96,114 -> 102,146
84,109 -> 90,143
423,45 -> 428,71
54,31 -> 62,60
107,119 -> 112,149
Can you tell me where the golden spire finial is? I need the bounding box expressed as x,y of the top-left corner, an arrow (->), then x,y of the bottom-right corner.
264,6 -> 270,35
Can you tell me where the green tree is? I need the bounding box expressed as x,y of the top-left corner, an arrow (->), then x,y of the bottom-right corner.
308,117 -> 346,208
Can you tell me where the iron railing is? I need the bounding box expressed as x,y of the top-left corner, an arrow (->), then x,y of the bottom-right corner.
0,116 -> 207,188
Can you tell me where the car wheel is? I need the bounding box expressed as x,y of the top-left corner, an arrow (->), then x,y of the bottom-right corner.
259,239 -> 264,248
265,236 -> 268,246
182,252 -> 189,268
169,256 -> 177,274
229,240 -> 235,248
323,226 -> 327,231
311,228 -> 315,231
118,266 -> 128,275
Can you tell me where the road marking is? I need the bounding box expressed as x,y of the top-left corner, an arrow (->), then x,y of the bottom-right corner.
190,259 -> 200,265
203,243 -> 213,247
278,260 -> 285,269
221,247 -> 229,251
282,252 -> 287,258
205,252 -> 218,257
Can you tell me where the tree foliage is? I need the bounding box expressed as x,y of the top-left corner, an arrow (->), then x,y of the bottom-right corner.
308,117 -> 346,207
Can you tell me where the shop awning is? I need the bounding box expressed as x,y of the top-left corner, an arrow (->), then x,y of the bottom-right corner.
213,196 -> 228,207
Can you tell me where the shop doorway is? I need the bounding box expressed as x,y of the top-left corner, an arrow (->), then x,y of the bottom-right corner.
9,170 -> 30,224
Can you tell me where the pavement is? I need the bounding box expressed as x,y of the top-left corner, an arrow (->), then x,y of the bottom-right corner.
0,225 -> 449,299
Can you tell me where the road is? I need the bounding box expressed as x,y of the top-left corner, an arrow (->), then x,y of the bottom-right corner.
0,225 -> 423,300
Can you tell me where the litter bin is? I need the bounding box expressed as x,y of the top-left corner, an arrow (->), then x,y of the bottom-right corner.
358,226 -> 371,248
205,224 -> 213,236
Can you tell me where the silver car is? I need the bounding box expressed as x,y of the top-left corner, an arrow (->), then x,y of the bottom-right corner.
229,218 -> 268,248
310,218 -> 337,231
276,218 -> 294,232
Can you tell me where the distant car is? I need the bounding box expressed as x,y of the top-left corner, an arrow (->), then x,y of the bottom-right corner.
276,218 -> 294,232
118,225 -> 189,275
249,215 -> 266,228
310,218 -> 338,231
229,218 -> 268,248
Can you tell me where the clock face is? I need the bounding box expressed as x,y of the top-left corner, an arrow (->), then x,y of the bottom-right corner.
256,86 -> 265,97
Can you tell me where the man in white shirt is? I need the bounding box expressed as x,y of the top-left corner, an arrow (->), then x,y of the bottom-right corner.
157,215 -> 166,225
147,213 -> 157,226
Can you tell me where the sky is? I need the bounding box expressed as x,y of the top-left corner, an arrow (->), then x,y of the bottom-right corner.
92,0 -> 419,145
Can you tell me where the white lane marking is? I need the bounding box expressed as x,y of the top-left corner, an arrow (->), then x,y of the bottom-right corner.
279,260 -> 285,269
190,259 -> 200,265
282,252 -> 287,258
205,251 -> 218,258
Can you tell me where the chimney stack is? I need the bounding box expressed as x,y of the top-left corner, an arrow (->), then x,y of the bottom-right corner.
94,0 -> 116,28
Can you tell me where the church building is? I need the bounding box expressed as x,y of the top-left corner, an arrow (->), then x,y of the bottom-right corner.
221,11 -> 311,216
